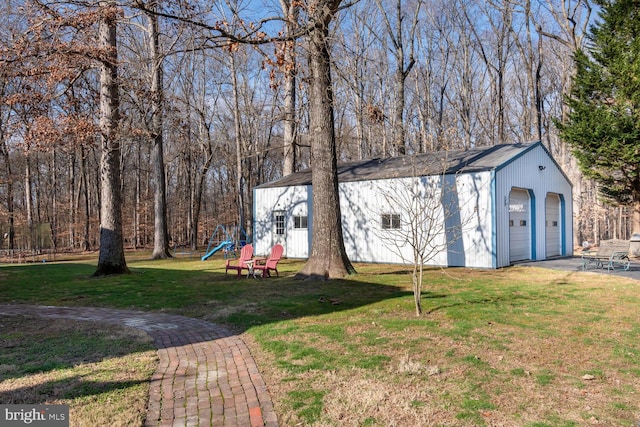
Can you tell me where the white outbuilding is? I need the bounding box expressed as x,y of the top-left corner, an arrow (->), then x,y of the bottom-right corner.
253,141 -> 573,268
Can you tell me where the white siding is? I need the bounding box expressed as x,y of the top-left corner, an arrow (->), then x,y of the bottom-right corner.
253,185 -> 310,258
338,172 -> 494,268
254,173 -> 495,267
253,143 -> 572,269
494,144 -> 573,267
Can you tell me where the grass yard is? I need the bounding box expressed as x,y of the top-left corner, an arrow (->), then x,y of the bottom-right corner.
0,315 -> 156,426
1,252 -> 640,426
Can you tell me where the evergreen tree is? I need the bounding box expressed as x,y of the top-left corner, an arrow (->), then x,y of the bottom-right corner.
558,0 -> 640,233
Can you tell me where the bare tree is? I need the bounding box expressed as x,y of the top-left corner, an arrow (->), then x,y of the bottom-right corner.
78,143 -> 92,251
173,49 -> 218,250
411,1 -> 456,152
296,0 -> 355,278
228,49 -> 248,238
2,0 -> 622,261
144,0 -> 172,259
0,74 -> 14,251
442,2 -> 479,149
507,0 -> 543,141
335,1 -> 406,160
535,0 -> 593,245
372,164 -> 477,315
279,0 -> 299,176
464,0 -> 513,145
95,0 -> 129,275
374,0 -> 420,155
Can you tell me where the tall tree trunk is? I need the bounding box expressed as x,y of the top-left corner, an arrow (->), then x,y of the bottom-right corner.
375,0 -> 418,155
355,78 -> 367,159
143,143 -> 151,246
6,181 -> 14,251
280,0 -> 298,176
190,173 -> 205,250
134,140 -> 141,248
147,2 -> 171,259
230,53 -> 246,232
393,62 -> 407,155
190,127 -> 213,250
0,130 -> 14,250
413,74 -> 429,153
50,151 -> 57,251
24,150 -> 34,250
297,0 -> 355,279
69,149 -> 76,249
79,144 -> 91,251
95,0 -> 128,275
511,0 -> 539,140
535,23 -> 543,142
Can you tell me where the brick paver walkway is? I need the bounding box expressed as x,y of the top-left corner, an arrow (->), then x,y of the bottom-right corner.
0,305 -> 278,427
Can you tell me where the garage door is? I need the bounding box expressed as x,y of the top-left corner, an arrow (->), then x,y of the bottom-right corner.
509,188 -> 531,262
545,193 -> 561,257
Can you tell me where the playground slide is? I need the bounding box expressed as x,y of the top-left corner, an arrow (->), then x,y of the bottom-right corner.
201,240 -> 233,261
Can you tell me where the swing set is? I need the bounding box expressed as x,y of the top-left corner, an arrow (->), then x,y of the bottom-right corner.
201,224 -> 248,261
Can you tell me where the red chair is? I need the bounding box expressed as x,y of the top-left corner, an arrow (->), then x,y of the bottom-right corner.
253,244 -> 284,278
225,244 -> 253,276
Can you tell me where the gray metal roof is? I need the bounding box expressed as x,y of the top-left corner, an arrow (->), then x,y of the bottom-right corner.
257,141 -> 541,189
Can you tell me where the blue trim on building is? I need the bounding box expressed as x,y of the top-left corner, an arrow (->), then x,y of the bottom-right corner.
494,141 -> 573,189
528,189 -> 537,260
491,170 -> 498,269
559,194 -> 566,255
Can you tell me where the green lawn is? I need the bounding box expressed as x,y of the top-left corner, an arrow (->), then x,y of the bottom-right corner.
1,253 -> 639,426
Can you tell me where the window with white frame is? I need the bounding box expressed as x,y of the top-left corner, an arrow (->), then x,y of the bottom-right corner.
381,213 -> 401,230
273,211 -> 285,235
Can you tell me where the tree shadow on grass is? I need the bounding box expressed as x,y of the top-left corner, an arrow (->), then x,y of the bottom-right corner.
0,256 -> 586,421
0,258 -> 416,423
0,377 -> 149,404
424,292 -> 539,315
0,314 -> 154,382
0,256 -> 413,349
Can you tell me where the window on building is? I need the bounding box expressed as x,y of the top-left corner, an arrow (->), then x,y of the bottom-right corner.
294,215 -> 308,229
381,213 -> 401,230
274,211 -> 285,235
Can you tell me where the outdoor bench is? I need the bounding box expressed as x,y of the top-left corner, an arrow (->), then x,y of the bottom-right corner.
581,239 -> 630,271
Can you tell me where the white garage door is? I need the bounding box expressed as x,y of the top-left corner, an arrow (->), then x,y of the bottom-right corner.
509,188 -> 531,263
545,193 -> 561,257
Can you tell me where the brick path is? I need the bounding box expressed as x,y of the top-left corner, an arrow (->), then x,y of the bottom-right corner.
0,305 -> 278,427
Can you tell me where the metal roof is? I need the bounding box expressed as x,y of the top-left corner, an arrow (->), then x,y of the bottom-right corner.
257,141 -> 541,189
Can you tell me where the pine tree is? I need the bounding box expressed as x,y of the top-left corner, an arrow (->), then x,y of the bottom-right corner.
558,0 -> 640,233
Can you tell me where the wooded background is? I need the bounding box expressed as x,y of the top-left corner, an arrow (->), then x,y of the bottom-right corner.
0,0 -> 630,256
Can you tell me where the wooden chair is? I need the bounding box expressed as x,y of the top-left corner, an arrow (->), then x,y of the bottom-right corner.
225,244 -> 253,276
253,244 -> 284,278
581,239 -> 630,271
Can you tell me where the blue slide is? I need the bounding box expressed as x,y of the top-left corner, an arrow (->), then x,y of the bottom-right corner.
201,240 -> 233,261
